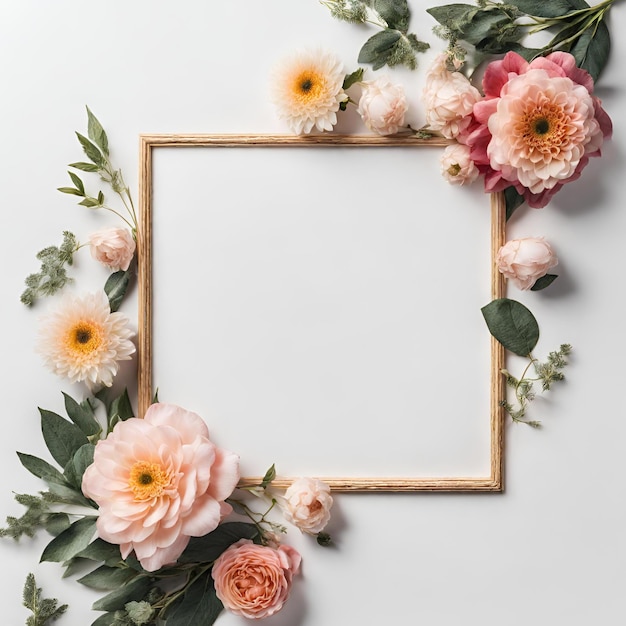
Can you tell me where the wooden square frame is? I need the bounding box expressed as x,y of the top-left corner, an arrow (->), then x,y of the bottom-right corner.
138,134 -> 506,492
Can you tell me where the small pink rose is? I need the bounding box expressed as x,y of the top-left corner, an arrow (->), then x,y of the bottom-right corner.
281,477 -> 333,535
440,144 -> 479,186
357,76 -> 408,135
89,227 -> 136,271
496,237 -> 558,290
212,539 -> 301,619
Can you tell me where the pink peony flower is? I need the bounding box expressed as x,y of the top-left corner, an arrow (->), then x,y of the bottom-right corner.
81,403 -> 240,572
422,53 -> 481,139
281,477 -> 333,534
440,143 -> 479,186
496,237 -> 558,290
212,539 -> 301,619
357,76 -> 408,135
465,51 -> 612,208
89,227 -> 136,271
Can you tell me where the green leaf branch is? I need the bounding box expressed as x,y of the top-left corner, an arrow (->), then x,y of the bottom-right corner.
482,298 -> 571,426
321,0 -> 430,69
22,573 -> 68,626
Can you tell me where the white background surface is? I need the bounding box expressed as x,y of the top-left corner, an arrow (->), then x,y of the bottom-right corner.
1,1 -> 624,625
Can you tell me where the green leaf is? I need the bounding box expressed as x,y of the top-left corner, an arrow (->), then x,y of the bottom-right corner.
57,186 -> 85,196
64,444 -> 95,490
86,106 -> 110,156
45,512 -> 71,537
40,516 -> 97,563
105,269 -> 131,312
570,19 -> 610,81
505,187 -> 526,220
481,298 -> 540,357
531,274 -> 558,291
77,538 -> 123,566
78,565 -> 137,591
368,0 -> 410,32
109,388 -> 135,423
69,161 -> 101,172
261,464 -> 276,489
79,197 -> 102,208
76,132 -> 104,167
507,0 -> 589,18
68,171 -> 85,195
426,4 -> 478,30
165,573 -> 223,626
92,576 -> 153,612
46,481 -> 93,506
16,452 -> 66,484
178,522 -> 259,564
358,29 -> 401,69
91,614 -> 117,626
342,68 -> 364,90
40,408 -> 90,468
63,392 -> 101,436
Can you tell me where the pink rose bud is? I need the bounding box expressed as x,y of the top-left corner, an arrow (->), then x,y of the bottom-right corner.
281,477 -> 333,535
496,237 -> 558,290
357,76 -> 408,136
440,144 -> 479,185
89,227 -> 136,271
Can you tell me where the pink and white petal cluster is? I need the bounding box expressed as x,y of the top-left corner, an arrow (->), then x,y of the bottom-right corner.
422,53 -> 481,139
440,143 -> 479,186
89,227 -> 136,272
496,237 -> 558,290
466,51 -> 612,208
281,477 -> 333,534
82,403 -> 240,572
357,76 -> 408,135
212,539 -> 301,619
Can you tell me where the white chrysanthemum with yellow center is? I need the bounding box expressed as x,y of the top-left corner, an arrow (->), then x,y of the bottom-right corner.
271,49 -> 346,134
37,290 -> 135,388
487,68 -> 603,194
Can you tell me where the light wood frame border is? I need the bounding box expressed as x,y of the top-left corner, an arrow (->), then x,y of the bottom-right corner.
138,134 -> 506,492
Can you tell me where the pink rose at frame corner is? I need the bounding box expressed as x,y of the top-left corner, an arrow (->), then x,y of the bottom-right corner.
423,50 -> 613,208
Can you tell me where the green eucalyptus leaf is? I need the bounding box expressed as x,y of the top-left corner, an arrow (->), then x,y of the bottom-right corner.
58,186 -> 85,196
91,613 -> 117,626
63,392 -> 100,436
369,0 -> 410,32
69,161 -> 100,172
68,171 -> 85,195
165,573 -> 223,626
78,565 -> 137,591
40,408 -> 90,468
108,388 -> 135,424
426,4 -> 478,31
358,29 -> 401,69
569,19 -> 610,81
69,444 -> 95,489
105,269 -> 131,313
507,0 -> 589,17
531,274 -> 558,291
178,522 -> 259,564
342,68 -> 364,90
16,451 -> 66,484
46,481 -> 93,506
460,11 -> 511,46
481,298 -> 540,357
45,512 -> 71,537
77,538 -> 123,566
76,132 -> 104,167
92,576 -> 153,612
79,197 -> 102,208
505,187 -> 526,220
40,516 -> 97,563
86,106 -> 110,156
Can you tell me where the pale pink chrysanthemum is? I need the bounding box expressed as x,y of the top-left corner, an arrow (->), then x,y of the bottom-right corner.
82,403 -> 240,572
271,49 -> 346,134
37,290 -> 135,389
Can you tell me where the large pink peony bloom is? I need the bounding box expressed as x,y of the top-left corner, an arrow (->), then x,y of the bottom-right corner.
465,51 -> 612,208
212,539 -> 301,619
82,403 -> 240,572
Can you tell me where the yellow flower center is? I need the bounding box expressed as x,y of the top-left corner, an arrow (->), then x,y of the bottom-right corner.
129,461 -> 169,500
291,70 -> 325,104
65,321 -> 103,355
519,102 -> 568,154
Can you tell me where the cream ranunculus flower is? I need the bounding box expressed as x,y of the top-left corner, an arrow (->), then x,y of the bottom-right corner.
422,53 -> 481,139
89,227 -> 136,271
271,49 -> 346,134
37,290 -> 135,389
212,539 -> 301,619
440,143 -> 479,185
81,403 -> 240,572
357,76 -> 408,135
281,477 -> 333,535
496,237 -> 558,290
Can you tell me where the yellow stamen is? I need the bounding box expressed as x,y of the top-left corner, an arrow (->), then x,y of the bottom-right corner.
65,321 -> 103,355
519,102 -> 568,153
129,461 -> 169,500
291,70 -> 325,103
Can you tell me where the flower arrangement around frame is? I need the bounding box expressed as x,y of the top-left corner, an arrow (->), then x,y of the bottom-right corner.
2,1 -> 618,624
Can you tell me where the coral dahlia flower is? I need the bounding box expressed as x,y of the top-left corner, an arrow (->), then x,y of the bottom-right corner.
37,290 -> 135,389
271,49 -> 346,134
465,51 -> 612,208
82,403 -> 240,572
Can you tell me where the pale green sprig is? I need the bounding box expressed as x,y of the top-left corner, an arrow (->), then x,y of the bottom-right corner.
320,0 -> 370,24
501,344 -> 572,427
20,231 -> 79,306
0,493 -> 52,539
22,573 -> 68,626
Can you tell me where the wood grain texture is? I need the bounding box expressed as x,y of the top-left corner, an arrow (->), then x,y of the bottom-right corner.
137,134 -> 506,492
